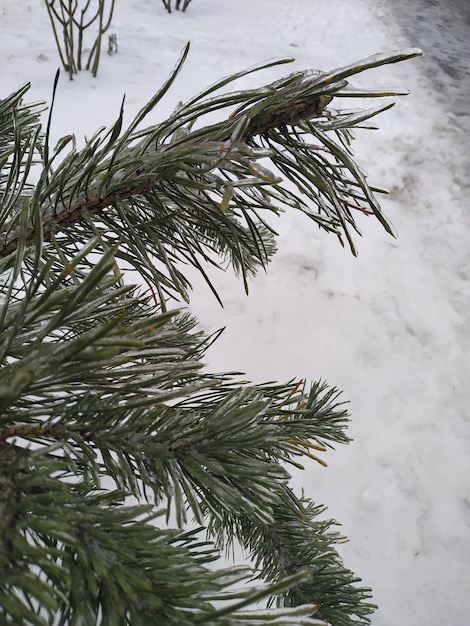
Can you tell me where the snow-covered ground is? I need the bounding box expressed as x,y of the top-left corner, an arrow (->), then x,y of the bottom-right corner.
1,1 -> 469,624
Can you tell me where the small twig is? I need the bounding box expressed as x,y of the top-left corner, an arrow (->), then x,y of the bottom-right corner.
90,0 -> 104,77
77,0 -> 94,70
337,196 -> 374,215
86,0 -> 116,77
44,1 -> 69,73
65,0 -> 76,79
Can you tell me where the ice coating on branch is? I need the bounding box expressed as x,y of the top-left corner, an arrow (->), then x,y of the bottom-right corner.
299,69 -> 323,85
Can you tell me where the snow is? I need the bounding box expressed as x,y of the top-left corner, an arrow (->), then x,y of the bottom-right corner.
1,0 -> 469,624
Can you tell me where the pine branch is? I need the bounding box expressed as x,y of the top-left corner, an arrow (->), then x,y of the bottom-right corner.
1,451 -> 322,626
0,47 -> 422,305
1,237 -> 350,623
0,92 -> 331,257
0,46 -> 423,625
206,491 -> 376,626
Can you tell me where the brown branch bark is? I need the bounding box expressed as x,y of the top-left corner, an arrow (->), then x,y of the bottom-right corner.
0,422 -> 54,442
0,446 -> 18,562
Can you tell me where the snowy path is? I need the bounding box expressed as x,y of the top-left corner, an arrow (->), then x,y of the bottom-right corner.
387,0 -> 470,142
1,0 -> 469,624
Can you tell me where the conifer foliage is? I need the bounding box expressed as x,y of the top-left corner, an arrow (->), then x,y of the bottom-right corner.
0,46 -> 421,625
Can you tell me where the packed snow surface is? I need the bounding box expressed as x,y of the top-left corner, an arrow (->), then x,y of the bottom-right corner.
1,1 -> 469,624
